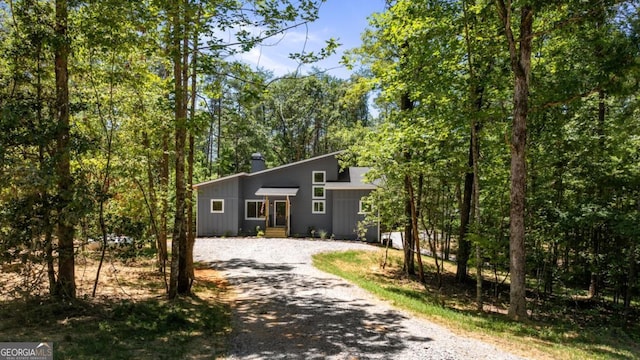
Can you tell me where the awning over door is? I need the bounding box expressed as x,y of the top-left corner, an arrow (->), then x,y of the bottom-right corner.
255,188 -> 299,196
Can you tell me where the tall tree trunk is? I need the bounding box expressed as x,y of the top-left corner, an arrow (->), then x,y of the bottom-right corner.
160,132 -> 169,274
168,0 -> 187,299
36,40 -> 57,295
54,0 -> 75,299
400,90 -> 415,276
457,143 -> 473,282
407,176 -> 425,283
496,0 -> 533,321
180,10 -> 200,294
176,1 -> 191,295
625,241 -> 637,313
472,114 -> 482,311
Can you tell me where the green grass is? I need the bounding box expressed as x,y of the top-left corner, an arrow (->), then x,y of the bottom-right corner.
313,249 -> 640,360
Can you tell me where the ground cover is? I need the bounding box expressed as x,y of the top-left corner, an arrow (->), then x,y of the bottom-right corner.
0,250 -> 232,359
312,248 -> 640,360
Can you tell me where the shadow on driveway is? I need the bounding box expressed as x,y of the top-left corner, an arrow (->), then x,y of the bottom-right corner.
202,258 -> 433,359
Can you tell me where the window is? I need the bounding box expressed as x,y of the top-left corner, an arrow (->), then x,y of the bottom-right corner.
313,186 -> 325,199
312,171 -> 326,184
211,199 -> 224,213
359,200 -> 372,214
245,200 -> 265,220
312,200 -> 325,214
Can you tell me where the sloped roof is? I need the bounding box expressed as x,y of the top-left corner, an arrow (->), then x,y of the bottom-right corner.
325,167 -> 376,190
193,151 -> 344,189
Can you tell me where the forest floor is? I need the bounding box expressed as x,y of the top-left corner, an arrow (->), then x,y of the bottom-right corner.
0,248 -> 233,359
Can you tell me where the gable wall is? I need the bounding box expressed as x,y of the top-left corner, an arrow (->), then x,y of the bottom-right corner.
196,176 -> 241,236
331,189 -> 378,241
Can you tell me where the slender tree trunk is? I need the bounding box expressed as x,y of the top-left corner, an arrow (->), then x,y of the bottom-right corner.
472,105 -> 482,312
180,10 -> 200,293
54,0 -> 75,299
160,132 -> 169,275
407,176 -> 425,283
400,90 -> 415,276
36,40 -> 57,295
176,0 -> 192,295
142,132 -> 165,272
457,143 -> 473,282
216,97 -> 222,176
496,0 -> 533,321
92,69 -> 116,297
169,0 -> 187,299
625,242 -> 637,313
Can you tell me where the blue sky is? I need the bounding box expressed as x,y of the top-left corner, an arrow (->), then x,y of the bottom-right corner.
235,0 -> 387,79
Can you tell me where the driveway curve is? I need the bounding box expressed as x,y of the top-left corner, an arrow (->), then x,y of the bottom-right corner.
194,238 -> 527,360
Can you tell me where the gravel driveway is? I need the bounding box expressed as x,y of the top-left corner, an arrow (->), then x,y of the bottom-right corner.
194,238 -> 527,360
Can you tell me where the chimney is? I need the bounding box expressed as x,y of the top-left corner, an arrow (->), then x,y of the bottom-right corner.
251,152 -> 266,173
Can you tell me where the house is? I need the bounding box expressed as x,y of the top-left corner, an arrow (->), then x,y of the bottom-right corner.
193,151 -> 379,241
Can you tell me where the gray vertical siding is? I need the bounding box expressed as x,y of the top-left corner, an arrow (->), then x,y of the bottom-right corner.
196,176 -> 241,236
331,189 -> 378,241
240,155 -> 337,237
195,153 -> 376,240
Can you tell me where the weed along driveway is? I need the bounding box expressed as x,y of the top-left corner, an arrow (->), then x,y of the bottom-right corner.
194,238 -> 526,360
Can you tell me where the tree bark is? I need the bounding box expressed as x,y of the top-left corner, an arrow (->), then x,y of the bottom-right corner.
160,132 -> 169,275
472,102 -> 482,312
496,0 -> 533,321
180,8 -> 200,294
457,143 -> 473,282
54,0 -> 75,299
400,90 -> 415,276
407,176 -> 425,283
168,0 -> 187,299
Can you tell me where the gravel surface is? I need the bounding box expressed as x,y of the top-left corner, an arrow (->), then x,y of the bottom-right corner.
194,237 -> 528,360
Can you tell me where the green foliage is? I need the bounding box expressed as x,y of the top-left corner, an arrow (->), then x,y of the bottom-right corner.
347,0 -> 640,316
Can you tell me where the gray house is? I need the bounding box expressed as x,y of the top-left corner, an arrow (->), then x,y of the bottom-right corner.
194,151 -> 378,241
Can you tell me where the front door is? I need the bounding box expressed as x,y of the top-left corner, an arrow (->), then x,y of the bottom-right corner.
274,200 -> 287,227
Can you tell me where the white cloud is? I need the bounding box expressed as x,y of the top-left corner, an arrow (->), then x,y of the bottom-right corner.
235,47 -> 298,76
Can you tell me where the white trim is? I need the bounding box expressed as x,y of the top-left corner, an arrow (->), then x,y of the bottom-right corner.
358,199 -> 370,214
245,200 -> 265,220
312,170 -> 326,184
312,185 -> 325,199
312,200 -> 326,214
210,199 -> 224,213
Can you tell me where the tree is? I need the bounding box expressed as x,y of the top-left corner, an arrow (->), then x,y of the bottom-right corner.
53,0 -> 76,299
494,0 -> 532,321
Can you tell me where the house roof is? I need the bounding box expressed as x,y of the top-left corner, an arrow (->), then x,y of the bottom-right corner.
192,151 -> 344,189
325,167 -> 376,190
